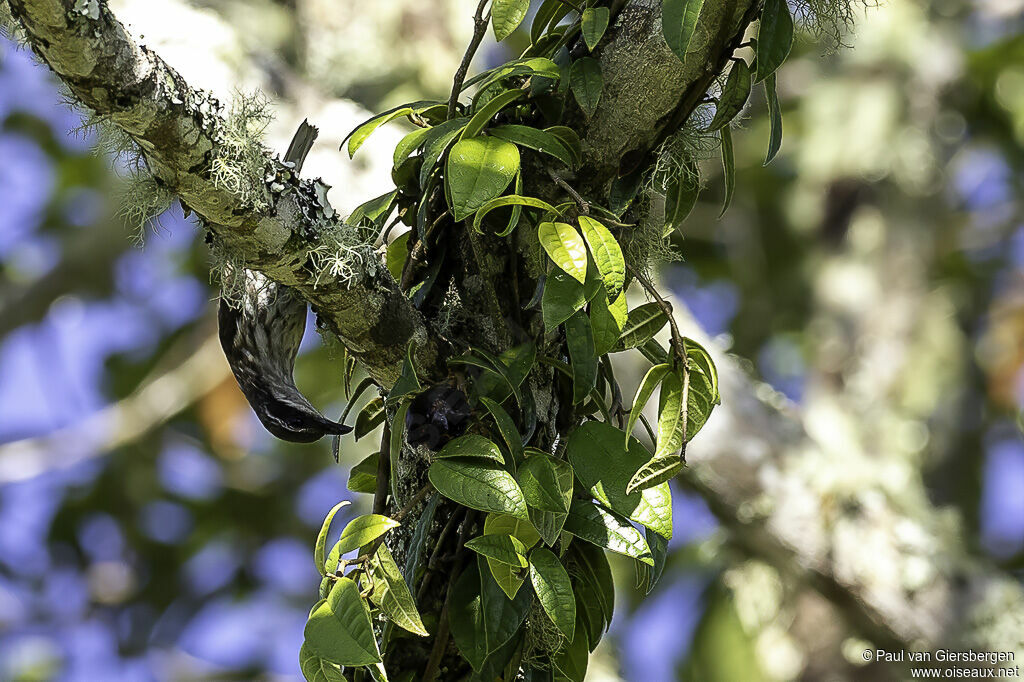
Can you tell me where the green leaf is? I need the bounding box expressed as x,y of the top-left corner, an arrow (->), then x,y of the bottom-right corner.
565,309 -> 598,404
369,544 -> 428,636
300,641 -> 346,682
346,108 -> 411,158
531,0 -> 562,43
570,542 -> 614,629
719,125 -> 736,218
451,349 -> 522,406
755,0 -> 794,83
428,458 -> 529,519
315,501 -> 351,576
685,337 -> 720,404
304,577 -> 381,665
479,556 -> 533,651
472,194 -> 561,235
655,369 -> 687,460
334,514 -> 401,556
390,400 -> 410,499
474,342 -> 536,404
538,221 -> 588,283
709,59 -> 752,131
464,57 -> 561,94
578,216 -> 625,299
684,354 -> 718,440
544,126 -> 582,167
627,454 -> 685,495
386,231 -> 409,282
354,397 -> 385,440
614,302 -> 669,352
662,0 -> 707,65
489,124 -> 576,168
348,190 -> 398,227
479,397 -> 525,465
466,533 -> 529,567
563,499 -> 654,565
437,434 -> 505,464
419,117 -> 469,188
626,363 -> 671,447
664,167 -> 700,234
569,57 -> 603,118
566,421 -> 673,539
462,89 -> 525,140
530,548 -> 576,640
643,529 -> 669,595
590,291 -> 628,357
403,492 -> 439,583
448,562 -> 488,671
446,137 -> 521,221
764,72 -> 783,165
393,126 -> 432,168
484,513 -> 542,599
581,7 -> 610,51
516,452 -> 573,514
492,0 -> 531,40
347,453 -> 379,494
542,266 -> 595,330
552,612 -> 589,681
388,344 -> 421,405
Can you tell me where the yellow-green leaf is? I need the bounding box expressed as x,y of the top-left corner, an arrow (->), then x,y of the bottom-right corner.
315,501 -> 351,576
530,548 -> 576,640
626,363 -> 672,447
429,459 -> 529,519
369,544 -> 428,636
466,533 -> 528,567
492,0 -> 531,41
581,7 -> 610,51
578,216 -> 625,299
539,221 -> 589,283
303,577 -> 381,665
335,514 -> 401,556
446,137 -> 521,221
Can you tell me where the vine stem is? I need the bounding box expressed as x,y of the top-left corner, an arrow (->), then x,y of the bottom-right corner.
447,0 -> 492,119
547,167 -> 590,215
625,263 -> 686,362
349,482 -> 434,566
372,423 -> 391,516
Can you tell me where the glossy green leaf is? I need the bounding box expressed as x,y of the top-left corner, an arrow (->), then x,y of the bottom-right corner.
662,0 -> 707,64
464,57 -> 561,94
563,499 -> 654,565
566,421 -> 673,539
569,57 -> 603,117
626,363 -> 671,447
385,231 -> 409,282
764,72 -> 783,165
462,89 -> 525,140
446,137 -> 521,221
369,544 -> 428,636
437,434 -> 505,464
614,302 -> 669,352
390,400 -> 410,499
492,0 -> 531,40
403,492 -> 439,583
334,514 -> 400,556
685,337 -> 721,404
571,541 -> 615,628
578,216 -> 625,299
755,0 -> 794,83
685,354 -> 717,440
542,266 -> 592,330
303,577 -> 381,665
709,59 -> 752,131
484,513 -> 542,599
299,642 -> 346,682
346,108 -> 411,158
388,344 -> 421,405
539,221 -> 588,283
418,116 -> 469,188
479,397 -> 525,465
655,369 -> 687,460
466,533 -> 528,567
393,126 -> 432,168
354,397 -> 385,440
530,548 -> 576,640
315,501 -> 351,576
516,452 -> 573,514
448,562 -> 488,671
346,453 -> 379,494
472,194 -> 561,234
566,309 -> 598,404
627,454 -> 685,495
590,290 -> 628,357
479,556 -> 533,651
428,459 -> 529,519
348,190 -> 398,227
452,348 -> 523,406
664,167 -> 700,234
581,7 -> 610,51
489,124 -> 575,168
643,529 -> 669,595
719,125 -> 735,218
473,341 -> 537,404
531,0 -> 561,43
544,126 -> 582,167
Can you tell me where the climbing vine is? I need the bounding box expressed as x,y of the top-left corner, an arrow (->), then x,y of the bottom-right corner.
302,0 -> 796,680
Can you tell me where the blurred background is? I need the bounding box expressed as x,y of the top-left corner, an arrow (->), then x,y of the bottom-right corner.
1,0 -> 1023,679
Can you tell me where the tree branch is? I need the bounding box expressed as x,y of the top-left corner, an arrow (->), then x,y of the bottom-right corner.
5,0 -> 442,386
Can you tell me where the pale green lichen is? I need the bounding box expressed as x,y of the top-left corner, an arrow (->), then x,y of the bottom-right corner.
306,223 -> 377,289
115,172 -> 174,245
210,91 -> 273,210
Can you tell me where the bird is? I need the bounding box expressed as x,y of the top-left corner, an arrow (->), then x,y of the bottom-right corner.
217,120 -> 351,443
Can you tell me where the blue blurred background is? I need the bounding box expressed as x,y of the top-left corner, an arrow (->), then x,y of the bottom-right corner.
1,0 -> 1024,679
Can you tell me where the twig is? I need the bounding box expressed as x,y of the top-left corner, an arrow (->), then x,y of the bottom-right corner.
416,506 -> 466,602
626,263 -> 686,362
448,0 -> 492,119
547,168 -> 590,215
421,568 -> 458,682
